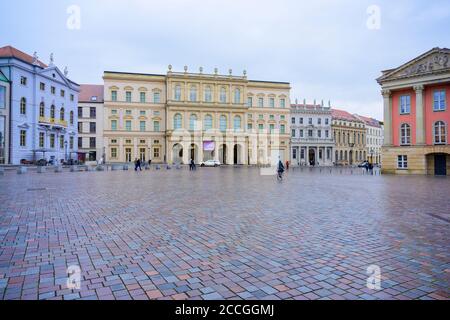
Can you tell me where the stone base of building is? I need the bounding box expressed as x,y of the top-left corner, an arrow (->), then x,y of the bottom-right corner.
382,145 -> 450,176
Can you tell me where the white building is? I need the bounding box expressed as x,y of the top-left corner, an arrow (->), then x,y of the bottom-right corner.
0,46 -> 79,165
290,101 -> 335,166
78,85 -> 104,163
354,114 -> 384,164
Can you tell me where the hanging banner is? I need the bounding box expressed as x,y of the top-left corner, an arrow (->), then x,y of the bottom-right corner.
203,141 -> 215,151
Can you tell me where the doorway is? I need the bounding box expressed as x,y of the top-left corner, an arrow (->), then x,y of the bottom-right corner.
309,148 -> 315,166
434,154 -> 447,176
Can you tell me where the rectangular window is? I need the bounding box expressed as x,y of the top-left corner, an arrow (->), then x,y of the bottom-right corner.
126,120 -> 132,131
126,91 -> 132,102
291,118 -> 296,125
49,134 -> 55,148
308,118 -> 313,125
247,97 -> 253,107
269,124 -> 275,133
20,76 -> 27,86
111,120 -> 117,131
269,98 -> 275,108
247,123 -> 253,130
90,107 -> 96,118
111,139 -> 117,144
154,121 -> 160,132
318,118 -> 322,125
40,82 -> 45,91
325,130 -> 329,138
280,115 -> 285,120
78,122 -> 82,133
258,124 -> 264,132
270,115 -> 275,120
318,130 -> 322,138
308,129 -> 313,137
0,86 -> 5,109
291,129 -> 296,137
111,109 -> 117,115
258,98 -> 264,107
111,91 -> 117,101
90,122 -> 96,133
400,95 -> 411,114
154,92 -> 160,103
325,118 -> 329,125
280,99 -> 285,108
300,148 -> 305,159
78,107 -> 83,118
70,94 -> 74,102
140,110 -> 146,116
70,137 -> 74,149
299,118 -> 304,124
140,121 -> 146,132
39,132 -> 45,148
20,130 -> 26,146
258,114 -> 264,120
51,86 -> 55,94
60,135 -> 65,149
397,155 -> 408,169
140,92 -> 146,103
280,125 -> 285,134
433,90 -> 446,111
60,90 -> 65,97
300,129 -> 304,138
78,137 -> 83,148
111,148 -> 117,158
154,148 -> 160,158
90,137 -> 96,149
126,110 -> 132,115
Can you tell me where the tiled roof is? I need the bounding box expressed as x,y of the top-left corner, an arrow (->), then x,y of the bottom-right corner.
0,45 -> 47,68
354,114 -> 382,128
331,109 -> 361,122
79,84 -> 104,103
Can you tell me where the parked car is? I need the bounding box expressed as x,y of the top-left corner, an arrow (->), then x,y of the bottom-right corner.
200,160 -> 221,167
36,159 -> 48,166
358,161 -> 369,168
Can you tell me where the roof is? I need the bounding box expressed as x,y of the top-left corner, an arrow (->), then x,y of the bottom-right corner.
354,114 -> 381,128
331,109 -> 362,122
79,84 -> 104,103
0,45 -> 47,68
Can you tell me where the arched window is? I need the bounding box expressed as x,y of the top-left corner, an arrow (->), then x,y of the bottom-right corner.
50,105 -> 55,119
20,97 -> 26,115
60,108 -> 65,121
173,113 -> 182,130
234,116 -> 241,131
174,85 -> 181,101
335,151 -> 339,161
70,111 -> 74,125
400,123 -> 411,145
434,121 -> 447,144
190,86 -> 197,102
340,150 -> 343,161
204,86 -> 212,102
219,115 -> 227,132
204,114 -> 213,130
220,87 -> 226,103
344,151 -> 348,161
39,102 -> 45,117
234,88 -> 241,104
189,114 -> 197,131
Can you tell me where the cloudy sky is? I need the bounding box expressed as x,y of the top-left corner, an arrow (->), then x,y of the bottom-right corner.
2,0 -> 450,119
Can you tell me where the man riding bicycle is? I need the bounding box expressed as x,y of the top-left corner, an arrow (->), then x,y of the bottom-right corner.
277,159 -> 285,180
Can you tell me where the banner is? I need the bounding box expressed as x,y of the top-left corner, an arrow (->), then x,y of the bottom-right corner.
203,141 -> 215,151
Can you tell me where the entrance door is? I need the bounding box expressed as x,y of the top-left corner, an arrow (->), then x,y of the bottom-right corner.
309,148 -> 315,166
434,154 -> 447,176
125,148 -> 132,162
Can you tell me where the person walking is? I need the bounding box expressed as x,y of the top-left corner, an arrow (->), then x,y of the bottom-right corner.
286,160 -> 290,171
190,158 -> 196,171
134,158 -> 138,171
277,159 -> 285,181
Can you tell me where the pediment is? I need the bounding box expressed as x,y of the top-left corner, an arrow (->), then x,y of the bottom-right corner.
378,48 -> 450,83
39,66 -> 70,86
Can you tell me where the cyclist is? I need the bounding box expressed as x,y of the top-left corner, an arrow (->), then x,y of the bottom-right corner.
277,159 -> 285,180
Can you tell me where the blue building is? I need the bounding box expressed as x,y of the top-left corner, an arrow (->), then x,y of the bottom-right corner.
0,46 -> 79,165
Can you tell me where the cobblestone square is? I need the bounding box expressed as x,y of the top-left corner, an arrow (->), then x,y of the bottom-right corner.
0,167 -> 449,300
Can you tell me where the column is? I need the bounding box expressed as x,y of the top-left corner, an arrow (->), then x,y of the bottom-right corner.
414,85 -> 425,145
382,89 -> 392,145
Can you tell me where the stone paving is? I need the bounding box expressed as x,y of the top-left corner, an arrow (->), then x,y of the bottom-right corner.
0,167 -> 449,300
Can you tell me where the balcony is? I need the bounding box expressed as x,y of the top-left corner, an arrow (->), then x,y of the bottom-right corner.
39,117 -> 68,128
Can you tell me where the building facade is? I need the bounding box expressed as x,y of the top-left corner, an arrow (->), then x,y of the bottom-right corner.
78,85 -> 104,163
290,102 -> 334,166
378,47 -> 450,175
332,109 -> 366,165
102,67 -> 290,165
354,114 -> 383,165
0,70 -> 10,164
0,46 -> 79,165
103,71 -> 167,164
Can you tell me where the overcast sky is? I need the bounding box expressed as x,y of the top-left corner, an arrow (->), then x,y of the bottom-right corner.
2,0 -> 450,119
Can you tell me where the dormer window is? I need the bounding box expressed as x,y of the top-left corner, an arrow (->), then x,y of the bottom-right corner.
91,96 -> 97,101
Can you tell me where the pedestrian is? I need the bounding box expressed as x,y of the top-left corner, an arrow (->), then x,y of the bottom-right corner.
190,158 -> 196,171
138,159 -> 142,171
134,158 -> 138,171
286,160 -> 289,170
369,162 -> 374,175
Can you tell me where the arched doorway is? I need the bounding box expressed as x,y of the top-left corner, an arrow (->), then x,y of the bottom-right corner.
219,144 -> 227,164
172,143 -> 183,164
189,144 -> 198,163
234,144 -> 241,165
427,153 -> 448,176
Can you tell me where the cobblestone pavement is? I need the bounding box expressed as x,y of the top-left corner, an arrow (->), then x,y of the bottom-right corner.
0,167 -> 449,300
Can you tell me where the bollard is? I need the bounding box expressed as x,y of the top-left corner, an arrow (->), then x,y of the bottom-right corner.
37,166 -> 46,173
54,166 -> 62,173
17,166 -> 27,174
156,165 -> 161,170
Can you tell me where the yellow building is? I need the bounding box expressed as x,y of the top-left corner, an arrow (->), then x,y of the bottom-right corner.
103,67 -> 290,165
332,109 -> 367,165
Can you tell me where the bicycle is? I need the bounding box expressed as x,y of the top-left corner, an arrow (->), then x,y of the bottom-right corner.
277,170 -> 284,181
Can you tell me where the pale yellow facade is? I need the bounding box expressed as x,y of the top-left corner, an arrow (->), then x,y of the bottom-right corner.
102,68 -> 290,165
332,118 -> 367,166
